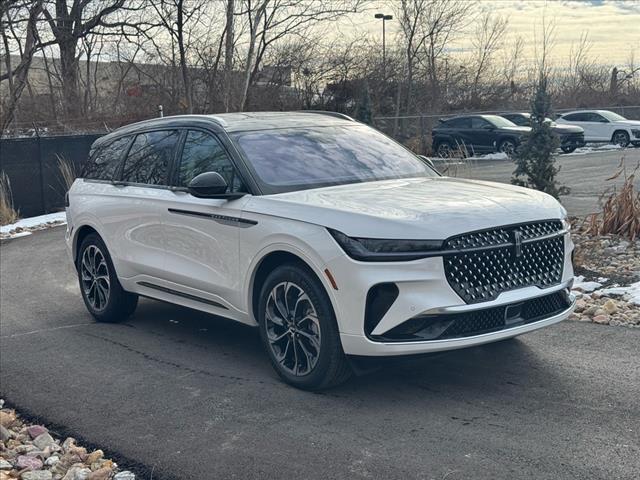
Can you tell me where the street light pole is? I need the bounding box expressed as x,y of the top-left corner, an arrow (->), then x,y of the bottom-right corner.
374,13 -> 393,80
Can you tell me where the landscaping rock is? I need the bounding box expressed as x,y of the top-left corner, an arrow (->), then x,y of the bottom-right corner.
17,455 -> 43,470
1,400 -> 133,480
62,466 -> 91,480
27,426 -> 48,439
113,472 -> 136,480
21,472 -> 52,480
33,433 -> 56,450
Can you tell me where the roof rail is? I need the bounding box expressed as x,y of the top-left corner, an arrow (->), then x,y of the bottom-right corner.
303,110 -> 355,122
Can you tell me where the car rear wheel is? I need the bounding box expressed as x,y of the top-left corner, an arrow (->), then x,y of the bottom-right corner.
257,264 -> 351,390
611,130 -> 630,147
498,139 -> 517,156
77,233 -> 138,323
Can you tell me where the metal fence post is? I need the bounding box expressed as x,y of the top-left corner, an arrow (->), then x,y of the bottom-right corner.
33,123 -> 46,215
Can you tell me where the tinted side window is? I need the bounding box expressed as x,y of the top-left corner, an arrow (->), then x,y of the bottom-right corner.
446,118 -> 471,128
471,117 -> 491,129
504,115 -> 526,126
178,130 -> 244,191
563,113 -> 585,122
83,136 -> 130,180
121,130 -> 179,185
588,113 -> 607,123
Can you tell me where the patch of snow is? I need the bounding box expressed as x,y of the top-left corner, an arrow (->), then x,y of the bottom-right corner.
468,152 -> 509,161
572,275 -> 602,293
0,212 -> 67,236
601,282 -> 640,306
564,143 -> 624,156
10,231 -> 33,239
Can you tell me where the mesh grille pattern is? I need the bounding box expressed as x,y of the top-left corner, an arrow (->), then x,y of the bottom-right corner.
443,221 -> 565,304
437,290 -> 570,340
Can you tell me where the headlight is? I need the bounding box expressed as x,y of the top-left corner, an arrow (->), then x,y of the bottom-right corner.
328,229 -> 443,261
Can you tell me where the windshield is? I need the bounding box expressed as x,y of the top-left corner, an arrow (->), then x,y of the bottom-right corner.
600,111 -> 626,122
232,125 -> 437,194
485,115 -> 518,128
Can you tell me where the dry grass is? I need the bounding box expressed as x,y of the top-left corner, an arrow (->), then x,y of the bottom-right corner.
583,159 -> 640,241
56,154 -> 77,192
0,171 -> 19,226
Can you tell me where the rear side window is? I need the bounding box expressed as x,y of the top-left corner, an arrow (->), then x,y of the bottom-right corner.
83,136 -> 131,180
444,118 -> 471,128
178,130 -> 244,191
121,130 -> 179,185
562,113 -> 586,122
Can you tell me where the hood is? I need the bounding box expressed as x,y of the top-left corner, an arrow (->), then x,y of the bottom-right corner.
616,119 -> 640,127
552,123 -> 584,134
244,177 -> 564,239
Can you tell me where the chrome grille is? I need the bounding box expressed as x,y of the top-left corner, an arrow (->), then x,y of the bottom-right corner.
443,221 -> 565,304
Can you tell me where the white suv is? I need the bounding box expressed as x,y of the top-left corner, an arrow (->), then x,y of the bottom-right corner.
66,112 -> 575,389
556,110 -> 640,147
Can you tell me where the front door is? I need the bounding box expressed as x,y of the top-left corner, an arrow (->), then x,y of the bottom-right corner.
161,129 -> 249,312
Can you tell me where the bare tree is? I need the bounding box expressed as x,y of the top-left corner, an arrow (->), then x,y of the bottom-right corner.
468,11 -> 506,105
1,0 -> 43,133
237,0 -> 362,111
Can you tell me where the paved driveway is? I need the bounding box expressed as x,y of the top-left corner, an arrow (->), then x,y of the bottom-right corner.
439,147 -> 640,216
1,228 -> 639,479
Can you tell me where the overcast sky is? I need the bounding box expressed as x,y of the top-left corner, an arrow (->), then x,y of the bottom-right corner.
341,0 -> 640,67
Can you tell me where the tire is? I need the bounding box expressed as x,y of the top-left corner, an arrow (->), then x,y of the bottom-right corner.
77,233 -> 138,323
435,141 -> 453,158
611,130 -> 630,147
560,146 -> 576,154
257,263 -> 351,390
498,138 -> 517,156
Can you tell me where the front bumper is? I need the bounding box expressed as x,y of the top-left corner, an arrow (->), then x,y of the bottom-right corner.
340,288 -> 575,356
326,230 -> 574,357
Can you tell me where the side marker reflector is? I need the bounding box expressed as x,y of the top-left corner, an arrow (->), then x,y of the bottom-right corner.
324,268 -> 338,290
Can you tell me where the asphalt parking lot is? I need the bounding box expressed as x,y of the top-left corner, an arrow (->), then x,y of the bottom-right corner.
438,147 -> 640,217
1,227 -> 639,479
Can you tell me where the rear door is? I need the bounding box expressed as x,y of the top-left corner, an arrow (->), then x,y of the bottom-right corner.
106,129 -> 180,280
161,129 -> 250,312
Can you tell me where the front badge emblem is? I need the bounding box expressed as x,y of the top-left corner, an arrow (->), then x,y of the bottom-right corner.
513,230 -> 523,258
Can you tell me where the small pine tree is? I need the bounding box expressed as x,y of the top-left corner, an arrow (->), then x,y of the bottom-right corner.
355,81 -> 373,124
512,75 -> 568,199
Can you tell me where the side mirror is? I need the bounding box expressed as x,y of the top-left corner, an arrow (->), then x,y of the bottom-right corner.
418,155 -> 437,170
188,172 -> 228,198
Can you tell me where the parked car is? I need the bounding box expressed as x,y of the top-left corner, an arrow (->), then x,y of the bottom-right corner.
500,112 -> 585,153
66,112 -> 575,389
432,114 -> 529,157
555,110 -> 640,147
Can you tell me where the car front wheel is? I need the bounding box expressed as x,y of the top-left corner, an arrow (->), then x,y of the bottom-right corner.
612,130 -> 630,147
257,264 -> 351,390
561,146 -> 577,154
77,233 -> 138,322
